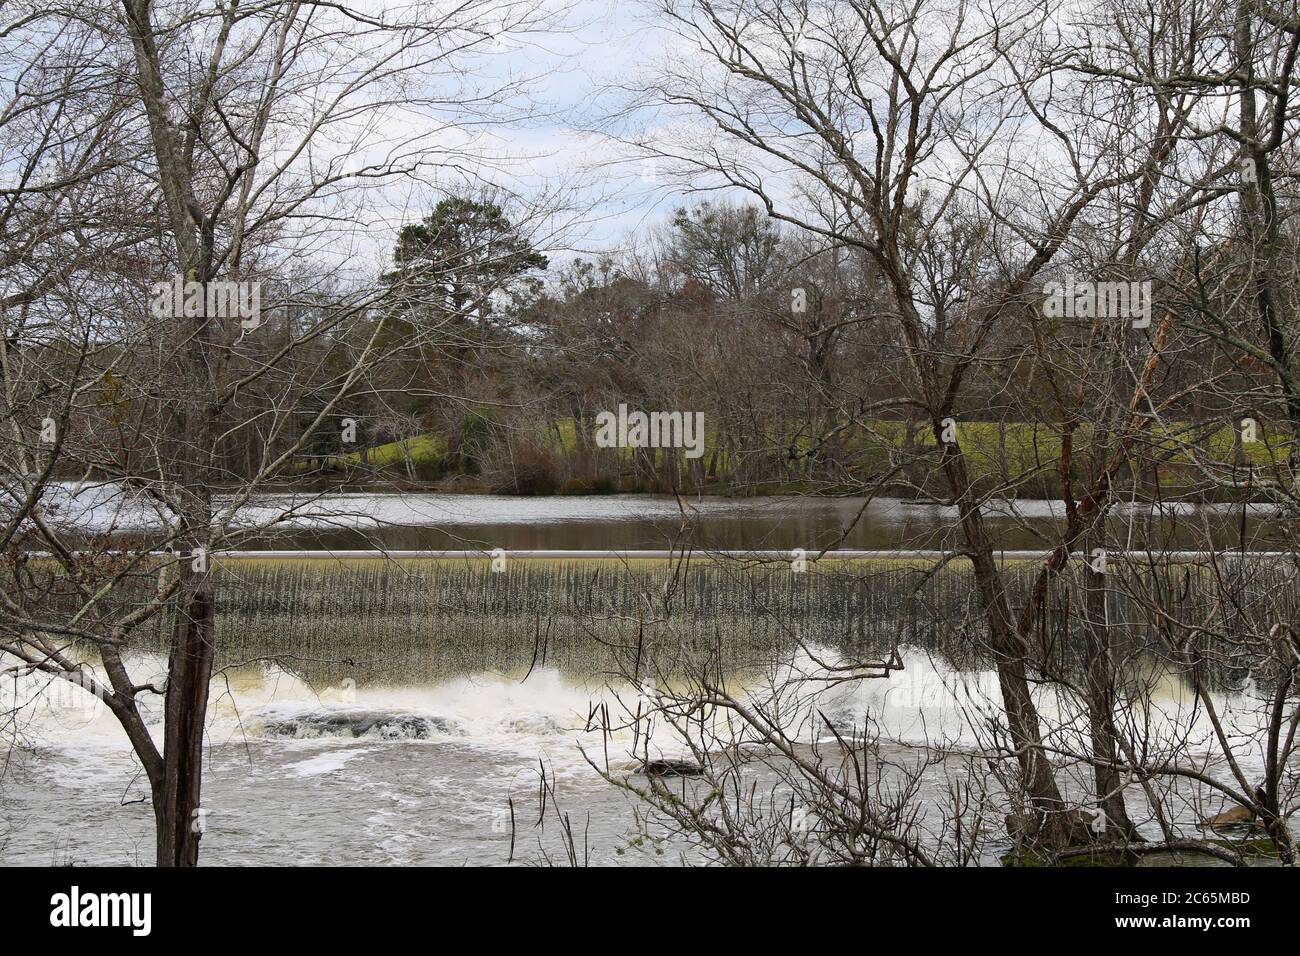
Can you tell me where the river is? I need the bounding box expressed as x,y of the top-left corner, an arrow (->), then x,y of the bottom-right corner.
1,492 -> 1293,865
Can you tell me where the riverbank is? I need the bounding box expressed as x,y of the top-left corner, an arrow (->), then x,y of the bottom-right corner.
284,419 -> 1293,503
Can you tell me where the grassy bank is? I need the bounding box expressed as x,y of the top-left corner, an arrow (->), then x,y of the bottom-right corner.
301,418 -> 1292,501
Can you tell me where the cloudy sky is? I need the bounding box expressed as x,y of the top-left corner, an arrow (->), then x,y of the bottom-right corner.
342,0 -> 712,276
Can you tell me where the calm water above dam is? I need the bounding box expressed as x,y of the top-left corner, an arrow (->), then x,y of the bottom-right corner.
229,492 -> 1285,552
41,483 -> 1288,552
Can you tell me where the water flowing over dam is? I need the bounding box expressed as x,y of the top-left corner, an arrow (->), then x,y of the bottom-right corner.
4,545 -> 1291,865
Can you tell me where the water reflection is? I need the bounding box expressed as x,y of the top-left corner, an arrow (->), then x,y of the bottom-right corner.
234,493 -> 1290,551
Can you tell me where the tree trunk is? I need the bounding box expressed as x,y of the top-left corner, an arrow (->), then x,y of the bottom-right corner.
939,435 -> 1077,850
155,563 -> 215,866
1080,556 -> 1138,840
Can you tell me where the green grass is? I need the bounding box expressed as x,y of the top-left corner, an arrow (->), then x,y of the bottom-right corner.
321,433 -> 448,471
549,417 -> 1290,470
308,417 -> 1293,494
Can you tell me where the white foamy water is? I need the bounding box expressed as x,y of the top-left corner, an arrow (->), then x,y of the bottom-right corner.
0,646 -> 1273,865
0,656 -> 746,865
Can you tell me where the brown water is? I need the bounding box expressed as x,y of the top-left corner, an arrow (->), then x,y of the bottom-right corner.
229,492 -> 1288,552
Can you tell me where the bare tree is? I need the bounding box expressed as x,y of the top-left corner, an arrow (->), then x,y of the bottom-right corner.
1,0 -> 556,865
589,0 -> 1300,860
